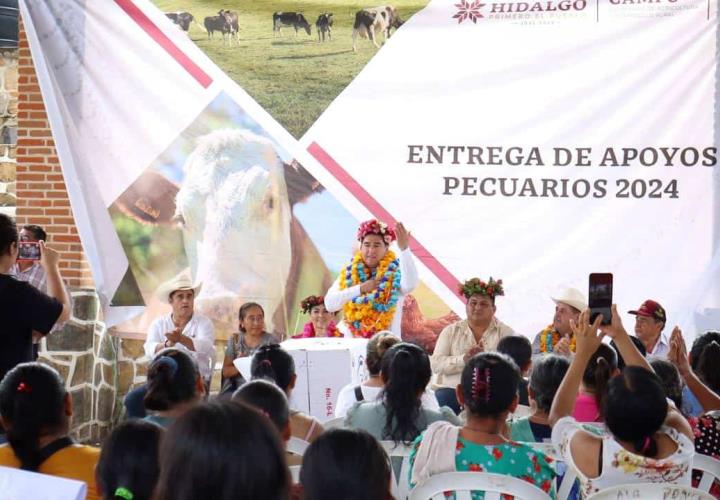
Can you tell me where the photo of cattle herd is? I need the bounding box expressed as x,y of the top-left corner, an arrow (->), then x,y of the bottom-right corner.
152,1 -> 428,138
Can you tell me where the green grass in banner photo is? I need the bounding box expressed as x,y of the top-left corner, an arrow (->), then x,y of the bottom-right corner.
153,0 -> 428,138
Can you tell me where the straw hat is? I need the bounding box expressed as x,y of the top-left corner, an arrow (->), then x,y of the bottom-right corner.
551,287 -> 587,312
155,272 -> 202,301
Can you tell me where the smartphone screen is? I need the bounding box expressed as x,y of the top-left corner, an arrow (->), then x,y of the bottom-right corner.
589,273 -> 613,325
17,241 -> 41,261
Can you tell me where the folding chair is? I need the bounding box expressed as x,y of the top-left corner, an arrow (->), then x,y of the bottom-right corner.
408,471 -> 552,500
380,440 -> 414,500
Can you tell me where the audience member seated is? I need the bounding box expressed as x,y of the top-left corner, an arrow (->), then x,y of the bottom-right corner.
346,342 -> 460,444
409,352 -> 556,498
0,362 -> 100,500
154,400 -> 289,500
293,295 -> 341,338
508,354 -> 570,442
233,379 -> 291,441
220,302 -> 279,395
300,428 -> 392,500
497,335 -> 532,406
143,348 -> 205,428
431,277 -> 514,414
335,331 -> 439,418
685,330 -> 720,415
572,343 -> 618,423
251,344 -> 324,442
550,307 -> 695,497
96,420 -> 162,500
610,334 -> 646,369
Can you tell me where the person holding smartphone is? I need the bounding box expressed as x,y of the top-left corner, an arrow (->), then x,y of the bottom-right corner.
10,224 -> 72,359
0,214 -> 72,384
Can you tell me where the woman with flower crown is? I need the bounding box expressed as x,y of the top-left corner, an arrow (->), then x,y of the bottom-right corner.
324,219 -> 418,338
292,295 -> 342,338
430,277 -> 515,414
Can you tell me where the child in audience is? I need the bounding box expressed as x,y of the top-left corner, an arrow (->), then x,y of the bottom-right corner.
409,352 -> 556,498
155,400 -> 289,500
550,307 -> 695,497
143,348 -> 205,428
335,331 -> 439,418
96,420 -> 162,500
572,343 -> 618,423
300,428 -> 392,500
497,335 -> 532,405
345,342 -> 459,444
233,379 -> 291,441
0,362 -> 100,499
508,354 -> 570,442
683,330 -> 720,415
252,344 -> 324,442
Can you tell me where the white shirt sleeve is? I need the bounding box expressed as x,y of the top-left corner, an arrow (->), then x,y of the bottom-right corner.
144,317 -> 166,358
334,384 -> 355,418
399,248 -> 419,294
191,316 -> 216,364
324,276 -> 362,313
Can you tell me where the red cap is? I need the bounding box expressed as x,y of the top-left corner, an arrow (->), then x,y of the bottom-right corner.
628,300 -> 666,323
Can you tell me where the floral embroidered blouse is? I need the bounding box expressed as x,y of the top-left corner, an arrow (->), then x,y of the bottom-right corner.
552,416 -> 694,498
409,434 -> 556,499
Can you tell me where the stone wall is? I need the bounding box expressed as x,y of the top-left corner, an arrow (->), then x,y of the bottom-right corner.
0,48 -> 17,218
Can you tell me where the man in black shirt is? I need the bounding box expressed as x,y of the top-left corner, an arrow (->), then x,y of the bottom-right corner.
0,214 -> 71,382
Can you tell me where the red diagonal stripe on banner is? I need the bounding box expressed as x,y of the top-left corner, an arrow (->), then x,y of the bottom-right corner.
115,0 -> 212,88
308,141 -> 461,297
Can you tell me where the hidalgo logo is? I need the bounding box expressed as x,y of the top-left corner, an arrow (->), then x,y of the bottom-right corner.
453,0 -> 487,23
454,0 -> 588,20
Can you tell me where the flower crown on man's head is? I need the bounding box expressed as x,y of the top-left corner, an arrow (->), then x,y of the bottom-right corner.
357,219 -> 397,244
300,295 -> 325,314
458,277 -> 505,300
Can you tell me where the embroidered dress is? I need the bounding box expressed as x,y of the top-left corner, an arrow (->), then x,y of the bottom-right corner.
409,434 -> 556,499
552,416 -> 693,498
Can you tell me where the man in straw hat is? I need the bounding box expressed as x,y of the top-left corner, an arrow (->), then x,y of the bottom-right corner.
143,273 -> 216,383
531,287 -> 587,356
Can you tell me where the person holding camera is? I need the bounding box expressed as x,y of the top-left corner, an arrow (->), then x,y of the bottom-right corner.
10,224 -> 72,359
0,214 -> 72,383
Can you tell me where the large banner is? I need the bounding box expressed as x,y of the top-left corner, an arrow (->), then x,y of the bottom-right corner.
21,0 -> 719,346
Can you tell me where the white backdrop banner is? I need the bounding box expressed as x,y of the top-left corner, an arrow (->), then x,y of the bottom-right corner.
19,0 -> 720,343
303,0 -> 720,337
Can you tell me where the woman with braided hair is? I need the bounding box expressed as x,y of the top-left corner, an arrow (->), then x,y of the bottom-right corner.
408,352 -> 556,498
325,219 -> 418,338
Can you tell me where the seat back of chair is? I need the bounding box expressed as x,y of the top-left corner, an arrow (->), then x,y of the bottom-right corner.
693,453 -> 720,493
408,471 -> 552,500
513,404 -> 532,418
380,440 -> 414,500
287,436 -> 310,456
289,464 -> 301,483
585,483 -> 715,500
518,441 -> 578,499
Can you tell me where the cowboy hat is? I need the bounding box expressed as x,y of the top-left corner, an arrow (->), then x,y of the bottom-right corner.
551,287 -> 587,312
155,272 -> 202,301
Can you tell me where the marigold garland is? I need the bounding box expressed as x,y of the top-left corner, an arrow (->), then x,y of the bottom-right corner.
538,324 -> 576,353
339,250 -> 401,338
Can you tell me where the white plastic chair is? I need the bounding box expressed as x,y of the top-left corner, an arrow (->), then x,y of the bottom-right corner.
0,466 -> 87,500
585,483 -> 714,500
512,404 -> 532,418
323,416 -> 345,430
289,464 -> 301,482
408,471 -> 552,500
380,440 -> 414,500
693,453 -> 720,493
287,436 -> 310,456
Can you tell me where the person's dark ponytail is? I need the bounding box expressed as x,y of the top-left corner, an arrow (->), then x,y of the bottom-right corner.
144,349 -> 200,412
380,343 -> 431,444
697,341 -> 720,394
582,344 -> 617,420
251,345 -> 295,392
0,363 -> 67,471
593,357 -> 612,418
